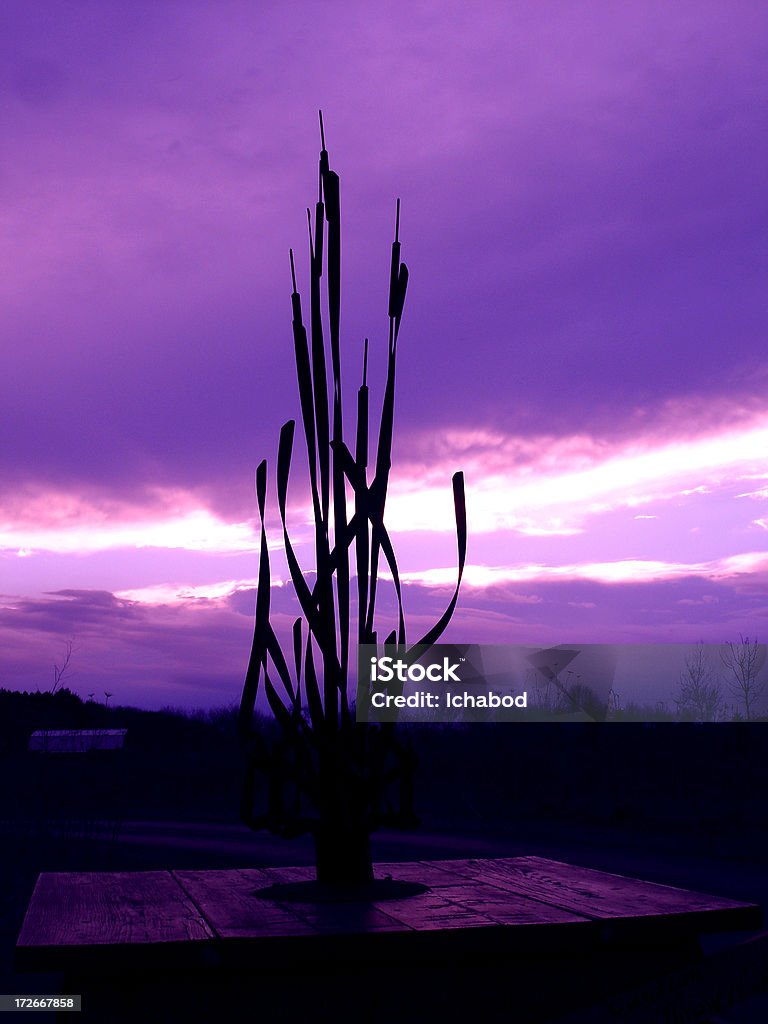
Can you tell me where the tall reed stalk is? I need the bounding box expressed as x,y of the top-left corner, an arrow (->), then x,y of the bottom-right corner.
239,115 -> 466,884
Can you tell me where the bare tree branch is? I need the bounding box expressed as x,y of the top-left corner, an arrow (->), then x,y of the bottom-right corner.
719,635 -> 766,720
675,643 -> 723,722
50,638 -> 76,696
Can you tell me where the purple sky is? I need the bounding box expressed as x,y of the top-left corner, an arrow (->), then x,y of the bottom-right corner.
2,1 -> 767,710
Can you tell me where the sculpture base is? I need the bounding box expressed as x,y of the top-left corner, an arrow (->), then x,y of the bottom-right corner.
312,824 -> 375,886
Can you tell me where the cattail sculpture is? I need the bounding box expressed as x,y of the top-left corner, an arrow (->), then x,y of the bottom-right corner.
239,114 -> 466,885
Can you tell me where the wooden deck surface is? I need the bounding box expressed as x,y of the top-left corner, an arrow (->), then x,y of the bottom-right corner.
16,856 -> 762,973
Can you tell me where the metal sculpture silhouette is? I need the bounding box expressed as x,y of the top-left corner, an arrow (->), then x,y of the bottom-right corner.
239,114 -> 466,884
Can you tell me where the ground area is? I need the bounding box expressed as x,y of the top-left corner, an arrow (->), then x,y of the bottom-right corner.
2,710 -> 767,1021
3,815 -> 767,1022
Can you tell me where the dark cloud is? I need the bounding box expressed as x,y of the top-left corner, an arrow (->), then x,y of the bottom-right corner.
0,590 -> 141,634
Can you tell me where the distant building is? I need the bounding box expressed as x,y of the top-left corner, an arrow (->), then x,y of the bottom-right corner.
28,729 -> 127,753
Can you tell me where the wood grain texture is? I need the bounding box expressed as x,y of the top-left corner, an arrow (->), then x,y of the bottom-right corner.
425,882 -> 587,926
373,861 -> 475,887
16,870 -> 213,970
175,868 -> 407,937
16,857 -> 761,975
262,865 -> 316,883
434,857 -> 761,926
173,869 -> 315,938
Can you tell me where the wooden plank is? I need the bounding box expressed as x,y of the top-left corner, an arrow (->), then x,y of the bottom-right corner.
182,866 -> 592,947
369,890 -> 500,932
18,871 -> 213,947
373,861 -> 475,887
175,868 -> 408,941
262,865 -> 316,883
176,868 -> 407,936
280,901 -> 406,934
430,883 -> 588,927
436,857 -> 761,928
262,861 -> 472,887
173,869 -> 315,938
16,870 -> 214,971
